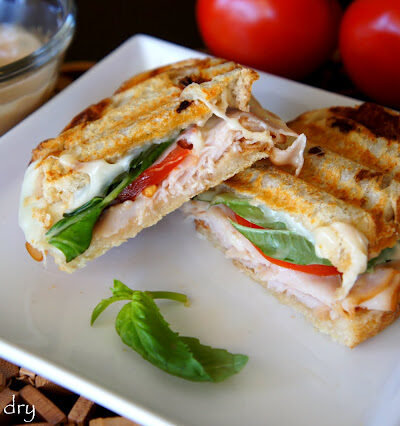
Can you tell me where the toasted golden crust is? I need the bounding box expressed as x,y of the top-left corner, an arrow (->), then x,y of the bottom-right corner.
22,58 -> 286,272
29,58 -> 260,218
195,219 -> 400,348
221,163 -> 379,252
289,103 -> 400,178
220,103 -> 400,257
32,58 -> 257,164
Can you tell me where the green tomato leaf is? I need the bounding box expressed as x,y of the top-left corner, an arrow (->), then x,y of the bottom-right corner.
231,222 -> 331,266
46,140 -> 173,262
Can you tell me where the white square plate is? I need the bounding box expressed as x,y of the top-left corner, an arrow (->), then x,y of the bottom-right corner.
1,35 -> 399,426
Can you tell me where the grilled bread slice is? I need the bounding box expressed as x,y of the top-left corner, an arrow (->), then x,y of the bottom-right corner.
19,58 -> 305,272
183,102 -> 400,347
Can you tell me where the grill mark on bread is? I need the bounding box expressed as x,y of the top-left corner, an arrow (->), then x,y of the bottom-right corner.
31,58 -> 249,164
116,57 -> 219,94
288,104 -> 400,253
354,169 -> 383,182
308,146 -> 325,156
330,117 -> 356,134
176,100 -> 193,113
331,103 -> 400,140
63,99 -> 111,131
178,75 -> 209,88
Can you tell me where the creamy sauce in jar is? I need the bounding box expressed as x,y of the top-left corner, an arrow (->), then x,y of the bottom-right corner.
0,24 -> 41,67
0,24 -> 58,135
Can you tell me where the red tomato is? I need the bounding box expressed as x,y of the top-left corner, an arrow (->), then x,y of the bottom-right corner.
233,213 -> 340,276
340,0 -> 400,107
196,0 -> 341,79
116,144 -> 191,203
234,213 -> 264,229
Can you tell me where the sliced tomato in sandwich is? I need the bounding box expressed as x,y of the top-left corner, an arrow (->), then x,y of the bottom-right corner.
117,140 -> 192,203
234,213 -> 339,276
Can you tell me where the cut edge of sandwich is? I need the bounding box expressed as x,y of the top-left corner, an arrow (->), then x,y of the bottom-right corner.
19,58 -> 306,272
183,200 -> 400,348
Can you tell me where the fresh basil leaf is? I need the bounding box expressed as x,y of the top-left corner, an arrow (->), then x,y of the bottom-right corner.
210,193 -> 286,230
145,291 -> 189,306
48,202 -> 104,262
232,222 -> 331,266
181,337 -> 248,383
92,281 -> 248,382
46,141 -> 173,262
91,280 -> 188,325
62,197 -> 104,218
367,245 -> 398,272
195,190 -> 217,202
116,293 -> 213,381
112,279 -> 135,298
91,295 -> 132,326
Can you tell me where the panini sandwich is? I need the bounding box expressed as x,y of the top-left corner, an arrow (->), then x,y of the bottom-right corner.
19,58 -> 305,272
183,102 -> 400,347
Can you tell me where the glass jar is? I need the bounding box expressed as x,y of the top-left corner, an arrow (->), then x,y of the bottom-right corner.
0,0 -> 76,135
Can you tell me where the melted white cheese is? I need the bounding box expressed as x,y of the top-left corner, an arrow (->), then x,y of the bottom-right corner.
314,222 -> 369,299
18,146 -> 145,246
59,151 -> 140,211
253,202 -> 314,242
19,160 -> 46,245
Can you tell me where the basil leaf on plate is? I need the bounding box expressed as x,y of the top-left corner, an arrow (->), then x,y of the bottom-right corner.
46,140 -> 173,262
91,295 -> 133,326
180,336 -> 248,383
112,279 -> 136,298
116,292 -> 213,381
231,222 -> 331,266
91,280 -> 248,382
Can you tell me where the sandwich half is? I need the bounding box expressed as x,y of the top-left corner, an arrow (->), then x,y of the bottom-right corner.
19,58 -> 305,272
183,102 -> 400,348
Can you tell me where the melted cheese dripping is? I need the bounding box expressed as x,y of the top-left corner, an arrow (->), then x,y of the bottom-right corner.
59,151 -> 140,210
19,160 -> 46,245
314,222 -> 369,299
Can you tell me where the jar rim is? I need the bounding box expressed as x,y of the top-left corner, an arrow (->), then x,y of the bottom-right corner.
0,0 -> 76,83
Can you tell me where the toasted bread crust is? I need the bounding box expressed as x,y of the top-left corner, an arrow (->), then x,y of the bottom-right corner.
28,58 -> 261,228
32,58 -> 257,164
221,163 -> 378,250
219,103 -> 400,257
194,219 -> 400,348
289,103 -> 400,179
